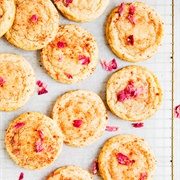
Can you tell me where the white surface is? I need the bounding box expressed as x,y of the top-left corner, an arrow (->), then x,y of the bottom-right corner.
0,0 -> 178,179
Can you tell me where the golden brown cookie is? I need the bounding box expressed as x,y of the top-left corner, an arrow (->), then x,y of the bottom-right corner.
46,165 -> 93,180
0,0 -> 16,38
0,53 -> 36,111
106,2 -> 164,62
106,65 -> 162,122
52,90 -> 108,147
5,112 -> 63,170
41,24 -> 98,84
54,0 -> 109,22
5,0 -> 59,50
98,134 -> 156,180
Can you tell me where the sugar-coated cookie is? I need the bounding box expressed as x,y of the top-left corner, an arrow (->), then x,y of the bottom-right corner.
106,65 -> 162,121
5,112 -> 63,170
54,0 -> 109,22
52,90 -> 108,147
5,0 -> 59,50
106,2 -> 164,62
0,0 -> 16,38
0,53 -> 36,111
98,134 -> 156,180
41,24 -> 98,84
46,165 -> 93,180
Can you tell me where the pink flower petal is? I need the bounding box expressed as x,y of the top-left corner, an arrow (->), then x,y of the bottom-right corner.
73,120 -> 82,128
37,130 -> 44,140
0,77 -> 5,86
105,126 -> 119,132
132,122 -> 144,128
127,35 -> 134,46
66,73 -> 73,79
63,0 -> 73,7
78,55 -> 90,65
140,173 -> 148,180
30,14 -> 38,22
117,80 -> 144,102
174,105 -> 180,118
35,139 -> 44,153
36,80 -> 48,95
129,4 -> 136,15
92,159 -> 98,175
18,172 -> 24,180
128,15 -> 136,25
38,87 -> 48,95
117,153 -> 135,166
118,2 -> 125,16
57,41 -> 67,49
101,59 -> 117,71
14,122 -> 25,129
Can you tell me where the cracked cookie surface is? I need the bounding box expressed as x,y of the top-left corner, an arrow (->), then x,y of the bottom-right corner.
41,24 -> 98,84
5,112 -> 63,170
52,90 -> 108,147
54,0 -> 109,22
0,53 -> 36,111
5,0 -> 59,50
106,2 -> 164,62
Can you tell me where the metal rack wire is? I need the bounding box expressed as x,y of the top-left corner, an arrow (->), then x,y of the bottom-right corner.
0,0 -> 174,179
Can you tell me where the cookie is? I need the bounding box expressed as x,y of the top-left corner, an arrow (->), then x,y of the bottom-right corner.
0,53 -> 36,111
98,134 -> 156,180
106,65 -> 162,122
52,90 -> 108,147
41,24 -> 98,84
54,0 -> 109,22
46,165 -> 93,180
5,112 -> 63,170
5,0 -> 59,50
0,0 -> 16,38
106,2 -> 164,62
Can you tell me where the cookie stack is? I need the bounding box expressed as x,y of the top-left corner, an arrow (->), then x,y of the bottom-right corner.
0,0 -> 165,179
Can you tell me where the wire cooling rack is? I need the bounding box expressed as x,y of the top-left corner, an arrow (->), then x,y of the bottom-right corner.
0,0 -> 174,179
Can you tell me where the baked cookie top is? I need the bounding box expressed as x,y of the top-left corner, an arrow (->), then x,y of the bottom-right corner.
46,165 -> 93,180
98,134 -> 156,180
106,65 -> 162,122
5,112 -> 63,170
0,0 -> 15,38
106,2 -> 164,62
54,0 -> 109,22
52,90 -> 108,147
0,53 -> 36,111
41,24 -> 98,84
5,0 -> 59,50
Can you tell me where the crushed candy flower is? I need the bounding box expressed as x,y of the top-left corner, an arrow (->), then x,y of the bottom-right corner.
92,159 -> 98,175
14,122 -> 25,129
128,15 -> 136,25
132,122 -> 144,128
57,41 -> 67,49
117,153 -> 135,166
101,59 -> 117,71
36,80 -> 48,95
66,73 -> 73,79
117,80 -> 144,102
18,172 -> 24,180
73,120 -> 82,128
30,14 -> 38,22
78,55 -> 90,65
174,104 -> 180,118
127,35 -> 134,46
140,173 -> 148,180
118,2 -> 125,16
0,77 -> 5,86
63,0 -> 73,7
105,126 -> 119,132
129,4 -> 136,15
